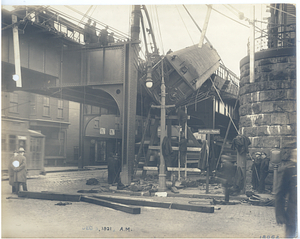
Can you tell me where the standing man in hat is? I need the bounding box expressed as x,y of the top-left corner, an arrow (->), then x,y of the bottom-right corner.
9,150 -> 19,193
11,148 -> 28,193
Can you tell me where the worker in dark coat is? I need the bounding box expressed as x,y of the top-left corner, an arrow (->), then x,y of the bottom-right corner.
176,107 -> 187,128
99,26 -> 109,46
84,19 -> 92,44
251,152 -> 262,191
90,21 -> 98,43
179,132 -> 188,168
8,150 -> 19,193
258,153 -> 270,193
275,148 -> 297,238
11,148 -> 28,193
108,32 -> 115,44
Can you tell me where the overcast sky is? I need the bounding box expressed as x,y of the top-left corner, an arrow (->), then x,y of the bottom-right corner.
2,1 -> 298,76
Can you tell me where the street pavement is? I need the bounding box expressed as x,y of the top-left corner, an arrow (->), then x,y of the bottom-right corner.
1,167 -> 286,238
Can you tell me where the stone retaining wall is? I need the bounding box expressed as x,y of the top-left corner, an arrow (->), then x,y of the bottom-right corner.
239,47 -> 296,191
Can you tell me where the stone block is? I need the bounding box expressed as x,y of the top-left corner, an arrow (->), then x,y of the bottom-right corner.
274,101 -> 296,113
251,92 -> 260,102
242,126 -> 257,137
260,65 -> 273,72
277,57 -> 288,63
271,113 -> 288,125
262,136 -> 280,148
258,58 -> 275,66
254,114 -> 271,126
251,137 -> 263,148
261,101 -> 274,113
240,75 -> 250,85
279,125 -> 293,135
239,94 -> 251,105
281,136 -> 297,148
260,90 -> 286,102
239,104 -> 250,116
257,126 -> 270,136
286,89 -> 296,100
251,103 -> 261,114
287,112 -> 297,124
268,126 -> 280,135
239,116 -> 253,127
269,71 -> 288,81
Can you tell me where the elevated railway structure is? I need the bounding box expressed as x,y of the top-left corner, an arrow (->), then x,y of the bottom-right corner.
2,5 -> 240,184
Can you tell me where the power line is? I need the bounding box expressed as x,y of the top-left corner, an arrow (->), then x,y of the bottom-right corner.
154,5 -> 164,55
176,5 -> 194,46
210,5 -> 250,29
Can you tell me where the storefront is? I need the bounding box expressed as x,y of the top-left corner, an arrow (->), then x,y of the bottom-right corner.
83,115 -> 122,166
1,118 -> 45,175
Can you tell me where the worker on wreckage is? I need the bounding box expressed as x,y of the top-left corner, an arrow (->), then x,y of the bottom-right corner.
251,151 -> 270,193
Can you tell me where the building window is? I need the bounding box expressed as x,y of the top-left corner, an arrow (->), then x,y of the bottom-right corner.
84,105 -> 91,115
2,134 -> 7,151
30,94 -> 36,115
92,106 -> 100,114
94,120 -> 99,128
101,107 -> 108,115
58,100 -> 63,118
9,93 -> 18,113
215,99 -> 219,113
9,135 -> 16,151
43,96 -> 50,116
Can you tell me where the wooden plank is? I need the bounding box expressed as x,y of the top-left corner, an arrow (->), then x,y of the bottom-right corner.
167,167 -> 201,172
81,196 -> 141,214
18,191 -> 81,202
92,195 -> 214,213
143,166 -> 158,171
148,145 -> 201,152
143,166 -> 201,172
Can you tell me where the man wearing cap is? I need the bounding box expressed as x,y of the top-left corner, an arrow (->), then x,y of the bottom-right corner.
11,148 -> 28,193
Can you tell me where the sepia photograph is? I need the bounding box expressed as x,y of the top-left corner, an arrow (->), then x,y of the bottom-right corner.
1,1 -> 298,238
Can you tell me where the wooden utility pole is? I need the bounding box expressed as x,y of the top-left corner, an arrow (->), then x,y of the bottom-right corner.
159,58 -> 167,191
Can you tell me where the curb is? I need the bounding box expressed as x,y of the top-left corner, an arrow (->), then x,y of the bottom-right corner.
1,167 -> 108,181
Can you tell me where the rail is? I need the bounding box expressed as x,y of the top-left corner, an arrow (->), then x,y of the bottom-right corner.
247,23 -> 296,53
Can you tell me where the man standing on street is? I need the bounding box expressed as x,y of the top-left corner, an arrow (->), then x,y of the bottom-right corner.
12,148 -> 28,193
9,150 -> 19,193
